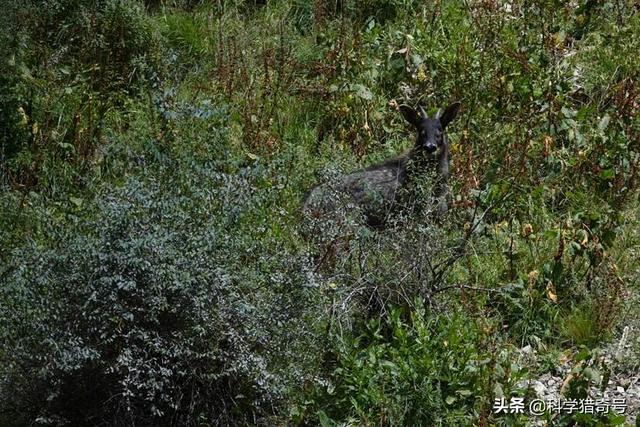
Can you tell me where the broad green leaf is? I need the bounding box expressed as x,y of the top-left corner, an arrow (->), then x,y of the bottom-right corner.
351,84 -> 373,101
317,410 -> 335,427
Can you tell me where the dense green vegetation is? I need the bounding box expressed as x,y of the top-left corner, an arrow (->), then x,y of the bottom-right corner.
1,0 -> 639,425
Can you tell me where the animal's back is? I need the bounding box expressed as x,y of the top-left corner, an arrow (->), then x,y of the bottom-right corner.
303,157 -> 407,227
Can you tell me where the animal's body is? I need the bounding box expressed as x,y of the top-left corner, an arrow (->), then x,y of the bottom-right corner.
303,102 -> 461,229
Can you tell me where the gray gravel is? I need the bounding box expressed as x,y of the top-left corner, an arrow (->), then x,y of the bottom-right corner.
513,325 -> 640,426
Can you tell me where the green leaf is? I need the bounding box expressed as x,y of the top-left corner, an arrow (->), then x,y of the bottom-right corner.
598,114 -> 610,131
317,410 -> 335,427
366,18 -> 375,31
533,85 -> 543,98
561,106 -> 575,118
575,347 -> 591,362
583,367 -> 601,384
381,360 -> 398,371
600,169 -> 615,180
493,382 -> 505,398
445,396 -> 456,405
351,84 -> 373,101
607,414 -> 626,425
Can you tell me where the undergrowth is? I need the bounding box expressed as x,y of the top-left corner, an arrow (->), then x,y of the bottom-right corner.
1,0 -> 639,425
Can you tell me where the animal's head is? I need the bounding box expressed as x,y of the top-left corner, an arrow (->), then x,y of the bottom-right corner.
400,102 -> 461,155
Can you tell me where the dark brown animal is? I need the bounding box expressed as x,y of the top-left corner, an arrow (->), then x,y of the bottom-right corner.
303,102 -> 461,229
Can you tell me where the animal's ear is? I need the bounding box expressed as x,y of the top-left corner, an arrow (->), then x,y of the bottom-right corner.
439,102 -> 461,128
399,105 -> 421,128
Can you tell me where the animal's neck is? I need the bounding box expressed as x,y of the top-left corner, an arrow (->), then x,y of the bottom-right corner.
437,142 -> 450,182
409,144 -> 449,178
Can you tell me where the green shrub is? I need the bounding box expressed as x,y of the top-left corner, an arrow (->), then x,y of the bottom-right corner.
296,304 -> 524,426
1,0 -> 639,425
0,175 -> 317,425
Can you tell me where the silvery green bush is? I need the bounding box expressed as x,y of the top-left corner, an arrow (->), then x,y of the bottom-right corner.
0,175 -> 316,426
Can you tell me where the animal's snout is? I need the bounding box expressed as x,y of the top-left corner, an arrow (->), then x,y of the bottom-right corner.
425,143 -> 437,153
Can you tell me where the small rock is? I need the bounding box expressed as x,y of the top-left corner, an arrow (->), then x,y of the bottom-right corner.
514,380 -> 528,389
616,386 -> 625,393
533,381 -> 546,397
